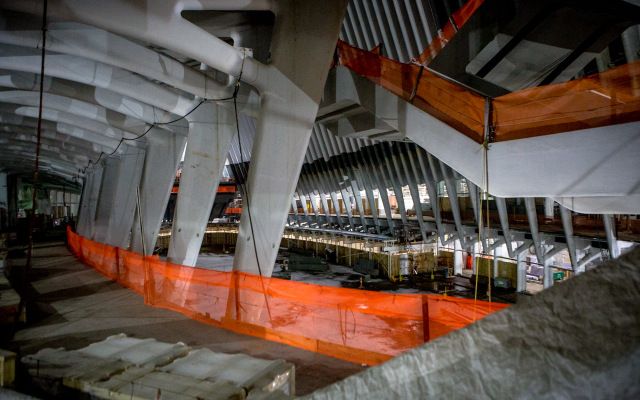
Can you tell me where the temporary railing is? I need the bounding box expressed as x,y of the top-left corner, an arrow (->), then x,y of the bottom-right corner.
67,227 -> 507,365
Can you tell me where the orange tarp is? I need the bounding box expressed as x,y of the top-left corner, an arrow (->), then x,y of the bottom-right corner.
338,41 -> 486,142
336,0 -> 640,142
493,62 -> 640,140
172,184 -> 236,194
67,228 -> 507,365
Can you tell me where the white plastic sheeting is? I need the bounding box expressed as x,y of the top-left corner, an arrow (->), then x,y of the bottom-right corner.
306,246 -> 640,399
22,334 -> 295,399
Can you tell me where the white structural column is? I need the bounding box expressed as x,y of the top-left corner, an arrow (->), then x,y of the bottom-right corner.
524,198 -> 545,266
543,245 -> 566,289
84,166 -> 104,239
300,175 -> 321,225
131,128 -> 187,255
298,192 -> 311,224
495,196 -> 514,258
602,214 -> 620,259
290,197 -> 301,225
105,147 -> 146,247
514,240 -> 532,292
76,167 -> 101,237
438,159 -> 467,247
93,145 -> 145,247
544,197 -> 555,220
93,158 -> 119,242
453,239 -> 463,276
76,175 -> 92,237
559,203 -> 578,269
350,178 -> 368,230
233,0 -> 348,276
168,103 -> 234,266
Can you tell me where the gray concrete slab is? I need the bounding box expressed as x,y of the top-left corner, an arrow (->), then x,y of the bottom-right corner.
7,243 -> 363,396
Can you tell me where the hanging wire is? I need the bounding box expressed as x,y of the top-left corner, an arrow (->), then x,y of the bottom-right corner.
26,0 -> 48,273
232,51 -> 273,322
474,97 -> 493,313
78,88 -> 238,177
71,45 -> 271,318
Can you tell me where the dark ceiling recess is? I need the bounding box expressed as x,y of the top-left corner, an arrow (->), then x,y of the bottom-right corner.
181,10 -> 275,64
428,0 -> 640,97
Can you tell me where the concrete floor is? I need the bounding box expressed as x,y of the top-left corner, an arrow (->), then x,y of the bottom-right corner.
196,253 -> 522,301
5,243 -> 364,396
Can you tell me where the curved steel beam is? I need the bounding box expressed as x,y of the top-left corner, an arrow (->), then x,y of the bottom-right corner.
0,24 -> 229,98
0,103 -> 146,148
0,48 -> 198,116
0,135 -> 98,163
0,108 -> 126,151
0,126 -> 104,157
0,113 -> 118,153
0,0 -> 263,87
0,148 -> 87,170
0,90 -> 160,138
0,155 -> 82,179
0,71 -> 188,134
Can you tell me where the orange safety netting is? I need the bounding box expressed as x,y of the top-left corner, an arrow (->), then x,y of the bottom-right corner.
336,0 -> 640,142
492,61 -> 640,140
67,228 -> 507,366
338,41 -> 486,142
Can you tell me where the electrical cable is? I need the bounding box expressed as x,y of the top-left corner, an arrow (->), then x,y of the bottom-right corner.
73,45 -> 272,320
80,99 -> 203,174
79,91 -> 237,176
232,51 -> 273,322
25,0 -> 47,273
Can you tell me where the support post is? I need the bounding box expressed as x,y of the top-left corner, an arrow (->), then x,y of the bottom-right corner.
514,240 -> 532,292
233,0 -> 347,276
75,176 -> 89,236
168,103 -> 234,266
602,214 -> 620,259
350,177 -> 367,230
381,144 -> 408,226
76,171 -> 97,237
364,146 -> 394,231
131,128 -> 186,255
300,175 -> 321,226
524,197 -> 546,271
355,167 -> 380,233
577,248 -> 603,272
495,196 -> 514,258
416,148 -> 445,243
298,191 -> 311,225
290,197 -> 301,226
467,180 -> 488,252
438,158 -> 466,247
422,295 -> 430,343
544,197 -> 555,220
84,165 -> 104,239
93,145 -> 145,247
543,245 -> 565,289
453,238 -> 463,276
559,203 -> 578,269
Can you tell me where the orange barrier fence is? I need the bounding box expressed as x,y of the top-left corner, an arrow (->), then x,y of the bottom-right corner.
67,228 -> 507,365
336,0 -> 640,142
